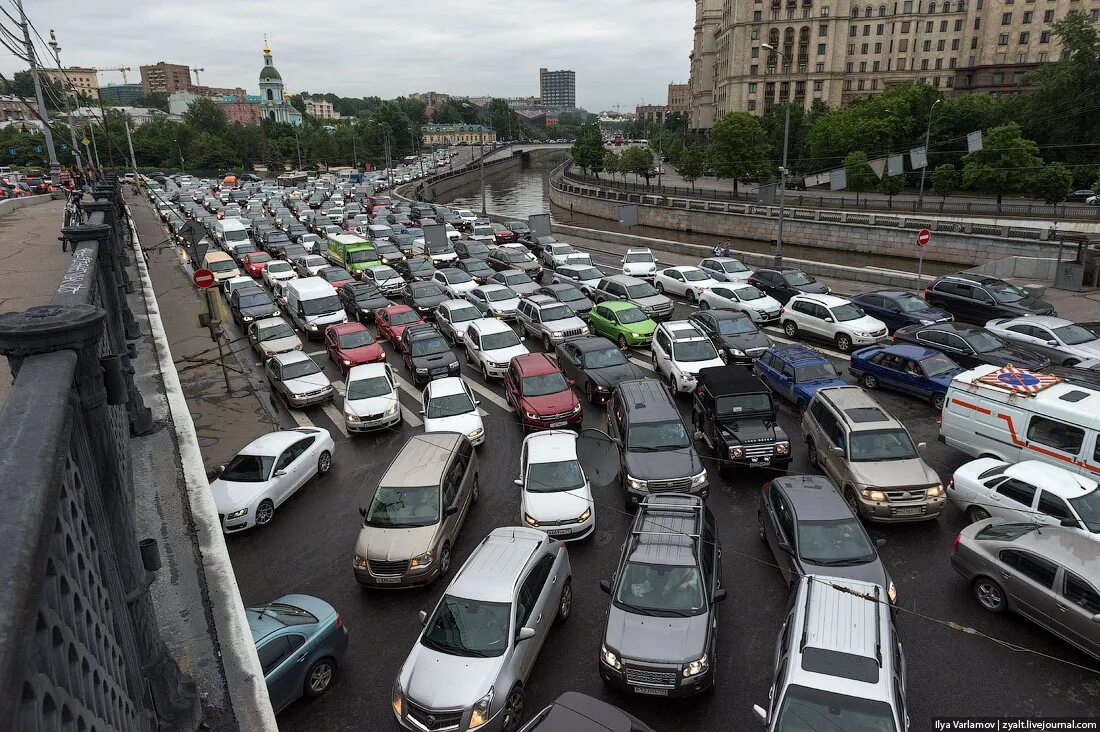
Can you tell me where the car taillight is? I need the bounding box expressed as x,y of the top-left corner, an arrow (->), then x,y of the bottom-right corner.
335,613 -> 343,628
953,533 -> 961,553
947,477 -> 955,491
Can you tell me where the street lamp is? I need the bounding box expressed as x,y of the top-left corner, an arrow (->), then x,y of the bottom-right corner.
762,43 -> 792,267
172,138 -> 184,170
293,125 -> 303,171
917,99 -> 943,207
462,102 -> 491,216
367,121 -> 393,189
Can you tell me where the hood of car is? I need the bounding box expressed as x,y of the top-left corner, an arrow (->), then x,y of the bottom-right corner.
339,343 -> 384,363
355,296 -> 391,312
484,344 -> 528,364
746,295 -> 782,313
520,389 -> 579,416
795,281 -> 830,294
847,315 -> 887,332
523,486 -> 591,523
847,457 -> 940,490
241,303 -> 280,319
424,412 -> 482,436
799,555 -> 889,589
357,523 -> 438,561
412,351 -> 456,369
1006,297 -> 1055,315
345,392 -> 398,417
401,646 -> 500,711
545,317 -> 588,333
624,449 -> 703,481
413,293 -> 449,309
720,416 -> 779,445
631,294 -> 671,309
210,478 -> 267,514
588,362 -> 646,389
283,372 -> 331,392
259,335 -> 301,355
1069,340 -> 1100,359
603,605 -> 709,663
718,330 -> 772,353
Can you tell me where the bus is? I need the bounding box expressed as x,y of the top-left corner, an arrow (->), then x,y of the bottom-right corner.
324,233 -> 381,276
277,171 -> 309,188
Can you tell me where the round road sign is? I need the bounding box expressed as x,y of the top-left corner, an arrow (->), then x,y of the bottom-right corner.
917,229 -> 931,247
193,268 -> 216,289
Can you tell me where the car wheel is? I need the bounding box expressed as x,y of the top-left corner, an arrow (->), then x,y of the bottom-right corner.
699,299 -> 710,310
304,657 -> 336,699
255,499 -> 274,527
471,475 -> 480,503
502,685 -> 524,732
556,578 -> 573,624
482,362 -> 491,381
860,373 -> 878,389
783,320 -> 799,339
439,543 -> 452,576
655,282 -> 665,294
686,289 -> 697,303
973,577 -> 1007,614
844,487 -> 861,517
967,505 -> 991,523
758,510 -> 767,542
586,382 -> 597,405
835,334 -> 852,353
807,438 -> 819,467
317,450 -> 332,475
667,371 -> 678,393
931,392 -> 946,411
543,334 -> 552,352
617,334 -> 628,350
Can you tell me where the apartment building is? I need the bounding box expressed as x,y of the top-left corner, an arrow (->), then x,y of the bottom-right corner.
303,96 -> 339,119
140,62 -> 192,95
667,83 -> 691,114
41,67 -> 99,100
539,68 -> 576,108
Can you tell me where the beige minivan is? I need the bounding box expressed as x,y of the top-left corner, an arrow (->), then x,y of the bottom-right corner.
353,432 -> 479,587
201,250 -> 241,282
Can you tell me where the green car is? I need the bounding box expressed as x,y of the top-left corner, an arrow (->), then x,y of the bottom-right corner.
588,301 -> 657,348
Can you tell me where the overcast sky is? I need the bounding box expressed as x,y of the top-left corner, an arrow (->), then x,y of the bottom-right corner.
8,0 -> 694,112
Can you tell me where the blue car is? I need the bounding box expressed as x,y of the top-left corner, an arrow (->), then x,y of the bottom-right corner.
755,344 -> 848,413
848,343 -> 963,410
248,594 -> 349,714
850,290 -> 953,333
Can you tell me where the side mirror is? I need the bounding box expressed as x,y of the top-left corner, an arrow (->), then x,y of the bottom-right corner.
832,446 -> 845,456
517,627 -> 537,642
917,441 -> 927,450
618,295 -> 627,301
418,610 -> 428,627
513,478 -> 523,487
753,705 -> 768,723
713,588 -> 728,603
419,409 -> 426,415
445,505 -> 458,517
474,400 -> 482,406
1047,340 -> 1058,347
567,378 -> 576,387
876,538 -> 887,548
599,579 -> 612,594
359,506 -> 366,518
273,470 -> 287,477
823,317 -> 833,323
1091,613 -> 1100,625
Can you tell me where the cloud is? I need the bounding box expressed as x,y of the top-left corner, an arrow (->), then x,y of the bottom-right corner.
11,0 -> 694,111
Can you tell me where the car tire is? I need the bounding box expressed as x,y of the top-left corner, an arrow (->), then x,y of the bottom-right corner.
860,373 -> 878,389
699,299 -> 710,310
255,499 -> 274,527
304,657 -> 336,699
783,320 -> 799,339
617,334 -> 628,350
931,392 -> 946,411
686,290 -> 697,303
973,577 -> 1007,614
844,487 -> 861,517
967,505 -> 991,523
471,475 -> 480,503
438,543 -> 452,577
317,450 -> 332,475
502,685 -> 525,732
835,334 -> 852,353
667,371 -> 678,393
482,362 -> 491,381
543,334 -> 552,352
655,282 -> 665,294
556,578 -> 573,624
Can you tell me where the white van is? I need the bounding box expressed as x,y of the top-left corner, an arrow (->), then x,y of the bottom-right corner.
284,277 -> 346,338
215,219 -> 250,252
940,364 -> 1100,480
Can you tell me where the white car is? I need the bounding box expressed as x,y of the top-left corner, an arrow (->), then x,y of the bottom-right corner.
699,256 -> 752,283
247,316 -> 302,358
651,320 -> 725,392
444,223 -> 462,242
552,264 -> 604,295
294,254 -> 330,278
654,266 -> 719,302
539,243 -> 579,269
456,209 -> 479,226
210,428 -> 335,533
516,430 -> 595,541
700,283 -> 783,323
361,264 -> 406,295
470,224 -> 495,242
421,377 -> 485,446
432,269 -> 477,299
463,318 -> 528,379
621,248 -> 658,280
782,293 -> 889,354
984,315 -> 1100,366
435,299 -> 484,344
343,363 -> 402,433
949,458 -> 1100,541
221,275 -> 255,303
467,284 -> 521,321
298,233 -> 321,253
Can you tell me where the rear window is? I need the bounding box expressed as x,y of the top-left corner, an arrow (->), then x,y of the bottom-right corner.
974,523 -> 1036,541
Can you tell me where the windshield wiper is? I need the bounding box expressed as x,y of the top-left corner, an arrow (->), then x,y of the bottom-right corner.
810,557 -> 872,567
614,599 -> 660,616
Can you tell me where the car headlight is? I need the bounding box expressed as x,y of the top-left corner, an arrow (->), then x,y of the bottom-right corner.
861,488 -> 887,502
577,507 -> 592,523
631,332 -> 643,338
730,446 -> 745,459
242,315 -> 253,322
342,359 -> 353,366
551,330 -> 564,338
309,323 -> 319,331
353,554 -> 368,570
776,441 -> 791,455
226,508 -> 248,520
448,361 -> 459,369
409,550 -> 433,568
690,469 -> 708,487
888,581 -> 898,603
346,413 -> 360,422
525,410 -> 540,420
683,654 -> 709,678
601,644 -> 622,670
392,681 -> 404,718
581,325 -> 589,334
524,512 -> 540,527
469,688 -> 494,730
648,266 -> 656,273
596,384 -> 609,392
728,348 -> 745,357
919,318 -> 935,325
384,403 -> 400,417
626,475 -> 647,491
293,393 -> 305,399
416,367 -> 428,373
467,427 -> 484,439
571,402 -> 582,413
926,484 -> 944,498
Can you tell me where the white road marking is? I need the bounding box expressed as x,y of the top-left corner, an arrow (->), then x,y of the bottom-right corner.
464,377 -> 514,413
288,409 -> 314,428
306,349 -> 326,357
322,402 -> 350,437
402,406 -> 425,427
390,371 -> 423,400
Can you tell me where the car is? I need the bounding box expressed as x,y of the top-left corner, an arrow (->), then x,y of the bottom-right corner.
391,527 -> 572,732
221,274 -> 256,303
1065,188 -> 1097,202
454,239 -> 492,260
246,594 -> 348,713
248,316 -> 303,359
282,243 -> 311,264
782,293 -> 889,353
372,240 -> 405,264
265,351 -> 336,408
467,283 -> 521,321
211,428 -> 335,532
892,322 -> 1052,371
431,268 -> 478,299
488,245 -> 542,278
552,263 -> 604,295
516,430 -> 594,539
620,248 -> 658,280
587,301 -> 657,349
951,520 -> 1100,660
456,256 -> 495,284
850,289 -> 953,332
698,282 -> 783,324
419,377 -> 486,446
343,363 -> 402,432
984,315 -> 1100,366
504,220 -> 531,239
803,385 -> 947,522
423,237 -> 460,266
338,281 -> 391,323
360,264 -> 406,295
463,318 -> 529,380
555,335 -> 647,404
759,474 -> 895,598
516,295 -> 590,351
404,281 -> 449,317
401,324 -> 461,387
263,260 -> 298,288
318,266 -> 356,290
374,304 -> 425,347
599,494 -> 721,697
230,243 -> 260,266
1051,358 -> 1100,389
490,221 -> 519,244
848,343 -> 963,410
324,322 -> 384,374
489,269 -> 541,296
747,267 -> 829,304
523,234 -> 560,252
654,266 -> 719,302
294,254 -> 330,278
434,299 -> 485,345
651,320 -> 726,393
688,309 -> 772,364
518,692 -> 656,732
698,256 -> 752,283
691,366 -> 792,473
593,275 -> 674,322
537,283 -> 593,319
394,257 -> 438,283
755,344 -> 848,413
537,242 -> 580,269
923,273 -> 1056,324
231,286 -> 281,326
504,353 -> 583,431
241,251 -> 274,278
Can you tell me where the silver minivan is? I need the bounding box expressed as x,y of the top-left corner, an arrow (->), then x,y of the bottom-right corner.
353,433 -> 478,588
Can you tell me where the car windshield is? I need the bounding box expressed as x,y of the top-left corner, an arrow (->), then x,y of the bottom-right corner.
624,252 -> 654,263
427,392 -> 475,419
389,310 -> 422,326
798,518 -> 877,564
919,353 -> 958,377
482,330 -> 521,350
373,266 -> 399,280
239,292 -> 273,308
784,271 -> 814,286
965,330 -> 1007,353
584,347 -> 628,368
733,285 -> 766,301
347,375 -> 391,400
626,283 -> 659,298
540,305 -> 574,322
323,269 -> 353,282
987,280 -> 1027,303
776,685 -> 897,732
526,460 -> 586,492
347,249 -> 379,264
615,307 -> 648,325
1053,324 -> 1097,346
409,261 -> 434,273
364,485 -> 439,528
258,323 -> 295,341
449,306 -> 480,323
207,259 -> 237,272
411,336 -> 451,357
717,318 -> 757,335
281,359 -> 322,379
895,293 -> 930,312
220,454 -> 275,482
302,295 -> 341,316
446,270 -> 473,284
1069,490 -> 1100,533
465,262 -> 492,275
849,428 -> 917,461
627,420 -> 690,450
504,273 -> 533,286
267,261 -> 292,273
716,393 -> 772,414
413,284 -> 445,298
339,330 -> 376,348
427,242 -> 453,254
248,252 -> 272,263
572,267 -> 602,280
556,287 -> 585,302
473,228 -> 493,238
831,304 -> 866,322
674,340 -> 719,362
485,289 -> 515,303
683,269 -> 710,282
522,372 -> 569,396
721,259 -> 749,272
421,596 -> 510,658
794,363 -> 839,382
616,562 -> 705,615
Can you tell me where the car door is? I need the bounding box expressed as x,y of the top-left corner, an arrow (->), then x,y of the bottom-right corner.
511,555 -> 552,682
1022,324 -> 1066,363
521,554 -> 558,672
789,301 -> 815,337
257,633 -> 307,712
942,333 -> 980,369
589,305 -> 610,338
464,327 -> 481,364
1056,571 -> 1100,658
439,458 -> 464,547
1036,489 -> 1076,529
271,438 -> 307,503
985,477 -> 1038,522
653,328 -> 673,377
817,405 -> 847,484
667,269 -> 686,296
266,359 -> 283,393
323,328 -> 339,362
762,487 -> 796,585
997,549 -> 1058,627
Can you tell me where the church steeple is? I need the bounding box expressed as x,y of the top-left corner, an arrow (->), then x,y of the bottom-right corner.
263,34 -> 272,67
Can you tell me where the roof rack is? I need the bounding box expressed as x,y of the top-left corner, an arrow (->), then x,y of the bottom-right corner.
632,499 -> 704,539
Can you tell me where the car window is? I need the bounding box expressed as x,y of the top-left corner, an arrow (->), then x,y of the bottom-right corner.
774,493 -> 795,540
442,460 -> 463,507
1002,550 -> 1058,588
515,555 -> 554,633
1064,573 -> 1100,613
257,636 -> 293,674
1037,490 -> 1073,521
996,478 -> 1037,507
917,329 -> 947,346
1027,416 -> 1085,455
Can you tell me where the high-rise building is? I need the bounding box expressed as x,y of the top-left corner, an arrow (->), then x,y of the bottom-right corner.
539,68 -> 576,108
667,83 -> 691,114
41,67 -> 99,100
140,62 -> 192,95
99,83 -> 145,105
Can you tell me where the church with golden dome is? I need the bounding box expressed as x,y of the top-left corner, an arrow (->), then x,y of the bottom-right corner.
258,36 -> 302,125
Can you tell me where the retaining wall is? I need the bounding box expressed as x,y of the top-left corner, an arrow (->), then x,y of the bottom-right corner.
0,192 -> 56,216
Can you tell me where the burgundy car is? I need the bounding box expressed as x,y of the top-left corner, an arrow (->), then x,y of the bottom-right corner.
503,353 -> 582,432
374,304 -> 424,347
319,266 -> 357,290
492,223 -> 518,244
241,251 -> 273,278
324,322 -> 384,374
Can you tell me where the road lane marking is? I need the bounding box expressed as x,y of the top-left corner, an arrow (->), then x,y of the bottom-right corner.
464,377 -> 514,413
402,406 -> 424,427
322,402 -> 350,437
288,408 -> 314,429
628,355 -> 656,372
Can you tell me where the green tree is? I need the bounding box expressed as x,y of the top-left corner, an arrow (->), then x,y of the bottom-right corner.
844,151 -> 877,204
183,97 -> 227,134
706,112 -> 769,193
571,123 -> 605,176
1030,162 -> 1074,204
879,173 -> 904,204
602,148 -> 620,180
620,146 -> 654,184
931,163 -> 960,204
961,122 -> 1043,207
677,143 -> 705,191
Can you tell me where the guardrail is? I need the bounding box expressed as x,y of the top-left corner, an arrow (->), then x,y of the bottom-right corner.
0,178 -> 200,731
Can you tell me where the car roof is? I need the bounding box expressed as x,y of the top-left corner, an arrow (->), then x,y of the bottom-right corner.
859,343 -> 942,360
1005,525 -> 1100,575
615,379 -> 676,422
768,343 -> 830,365
702,309 -> 750,321
995,315 -> 1074,329
629,495 -> 704,565
532,693 -> 635,732
440,298 -> 474,310
625,247 -> 652,253
239,428 -> 324,456
270,350 -> 312,366
382,303 -> 415,314
470,318 -> 514,334
523,430 -> 579,463
514,352 -> 560,376
448,527 -> 546,603
696,365 -> 768,395
816,386 -> 902,427
425,376 -> 468,398
327,321 -> 367,335
798,575 -> 886,669
772,475 -> 852,521
571,335 -> 618,352
480,283 -> 513,294
602,274 -> 642,283
790,292 -> 849,308
380,432 -> 462,488
662,320 -> 705,338
600,300 -> 638,312
664,265 -> 701,272
346,362 -> 390,381
526,294 -> 556,306
1004,460 -> 1098,494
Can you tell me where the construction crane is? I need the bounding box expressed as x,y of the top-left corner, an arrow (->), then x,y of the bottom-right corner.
192,68 -> 205,85
93,66 -> 132,83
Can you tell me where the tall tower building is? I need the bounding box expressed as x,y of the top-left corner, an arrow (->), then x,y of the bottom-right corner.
539,68 -> 576,108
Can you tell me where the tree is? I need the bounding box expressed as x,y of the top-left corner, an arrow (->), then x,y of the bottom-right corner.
620,146 -> 654,184
1030,162 -> 1074,204
961,122 -> 1043,207
602,148 -> 620,180
879,173 -> 904,204
843,151 -> 877,204
706,112 -> 769,193
183,97 -> 227,134
571,123 -> 605,176
931,163 -> 960,204
678,143 -> 705,191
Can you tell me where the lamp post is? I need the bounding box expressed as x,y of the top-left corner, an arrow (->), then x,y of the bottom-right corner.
47,30 -> 84,174
293,125 -> 303,171
462,102 -> 491,215
917,99 -> 943,207
172,138 -> 184,170
367,121 -> 392,189
762,43 -> 792,267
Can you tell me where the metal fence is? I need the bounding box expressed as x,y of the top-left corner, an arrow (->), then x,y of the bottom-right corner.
0,179 -> 200,731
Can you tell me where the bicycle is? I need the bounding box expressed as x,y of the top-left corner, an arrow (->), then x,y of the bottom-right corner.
61,191 -> 84,249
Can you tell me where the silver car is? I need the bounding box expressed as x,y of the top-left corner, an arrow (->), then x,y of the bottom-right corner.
393,527 -> 572,732
265,351 -> 334,408
248,316 -> 303,359
984,315 -> 1100,367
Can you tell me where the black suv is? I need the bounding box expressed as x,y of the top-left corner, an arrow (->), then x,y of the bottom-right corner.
339,282 -> 391,323
599,494 -> 723,698
923,273 -> 1055,325
399,323 -> 460,387
688,310 -> 772,364
892,321 -> 1051,371
747,267 -> 829,304
230,286 -> 280,326
607,379 -> 709,507
691,366 -> 791,475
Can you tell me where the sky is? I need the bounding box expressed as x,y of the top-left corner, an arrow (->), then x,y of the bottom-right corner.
6,0 -> 695,112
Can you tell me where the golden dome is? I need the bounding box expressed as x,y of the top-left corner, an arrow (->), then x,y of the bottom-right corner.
263,34 -> 270,54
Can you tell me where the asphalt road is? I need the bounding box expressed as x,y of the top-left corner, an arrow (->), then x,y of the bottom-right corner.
140,206 -> 1100,731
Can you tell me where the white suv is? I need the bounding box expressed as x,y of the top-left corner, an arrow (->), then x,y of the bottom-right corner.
621,248 -> 658,280
463,319 -> 529,379
651,321 -> 725,393
782,293 -> 889,353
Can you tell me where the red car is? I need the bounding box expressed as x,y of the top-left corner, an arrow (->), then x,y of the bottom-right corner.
492,224 -> 518,244
241,251 -> 274,278
324,322 -> 384,374
503,353 -> 583,432
319,266 -> 357,290
374,304 -> 424,347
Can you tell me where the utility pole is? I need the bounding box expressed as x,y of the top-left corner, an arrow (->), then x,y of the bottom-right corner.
917,99 -> 943,207
47,30 -> 83,173
17,0 -> 59,183
293,125 -> 303,170
123,115 -> 137,171
88,125 -> 102,168
763,43 -> 792,267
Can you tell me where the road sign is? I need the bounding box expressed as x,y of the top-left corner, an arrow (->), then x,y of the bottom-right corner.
60,143 -> 67,150
34,146 -> 42,154
179,220 -> 209,265
193,269 -> 216,289
7,149 -> 14,156
82,138 -> 90,146
917,229 -> 931,247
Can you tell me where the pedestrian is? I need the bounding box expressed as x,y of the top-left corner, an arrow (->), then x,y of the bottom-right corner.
712,242 -> 723,256
720,243 -> 732,257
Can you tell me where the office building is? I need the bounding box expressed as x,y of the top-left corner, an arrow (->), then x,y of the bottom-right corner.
41,67 -> 99,100
539,68 -> 576,108
140,62 -> 192,95
636,105 -> 669,126
667,83 -> 691,114
99,83 -> 145,105
421,124 -> 497,146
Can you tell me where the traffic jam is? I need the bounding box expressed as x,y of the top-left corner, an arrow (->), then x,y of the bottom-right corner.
149,162 -> 1100,732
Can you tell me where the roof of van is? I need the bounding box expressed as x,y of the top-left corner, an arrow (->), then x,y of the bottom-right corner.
448,527 -> 545,603
950,364 -> 1100,425
615,379 -> 677,423
330,233 -> 369,245
380,432 -> 462,488
218,218 -> 248,230
285,277 -> 338,297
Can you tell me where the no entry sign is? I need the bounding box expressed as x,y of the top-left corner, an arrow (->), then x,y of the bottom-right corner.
917,229 -> 931,247
193,268 -> 216,289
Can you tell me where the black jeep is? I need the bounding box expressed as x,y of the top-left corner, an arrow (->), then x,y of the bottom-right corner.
691,366 -> 792,476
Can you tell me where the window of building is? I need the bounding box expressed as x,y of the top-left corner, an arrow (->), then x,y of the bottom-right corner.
860,60 -> 867,70
752,46 -> 761,57
974,17 -> 980,28
875,41 -> 882,51
940,19 -> 948,31
1013,70 -> 1024,80
772,10 -> 781,19
1043,9 -> 1054,21
873,59 -> 881,70
863,23 -> 871,35
754,10 -> 763,20
976,0 -> 982,8
848,42 -> 856,52
923,39 -> 932,51
955,18 -> 963,30
992,72 -> 1004,84
852,5 -> 860,14
971,37 -> 978,48
949,56 -> 957,67
748,100 -> 758,110
858,79 -> 866,89
789,9 -> 797,19
898,56 -> 906,68
1040,30 -> 1050,42
814,79 -> 824,90
937,39 -> 945,50
753,26 -> 761,39
822,6 -> 830,16
968,54 -> 976,64
952,38 -> 960,49
850,24 -> 858,35
1001,12 -> 1012,23
819,22 -> 828,35
803,8 -> 812,18
1037,50 -> 1047,60
947,76 -> 954,86
751,64 -> 760,75
1091,8 -> 1100,22
844,79 -> 853,90
995,51 -> 1006,62
928,0 -> 936,10
818,42 -> 827,53
901,20 -> 910,31
816,61 -> 826,70
846,61 -> 854,71
877,23 -> 884,33
862,42 -> 869,52
1019,31 -> 1029,42
935,57 -> 943,67
899,38 -> 909,51
999,33 -> 1009,44
922,58 -> 930,68
749,82 -> 759,92
903,0 -> 913,10
1022,10 -> 1032,22
957,0 -> 965,9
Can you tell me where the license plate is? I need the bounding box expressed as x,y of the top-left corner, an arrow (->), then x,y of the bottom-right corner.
546,528 -> 572,536
374,576 -> 401,584
633,687 -> 669,697
549,421 -> 568,428
895,507 -> 921,516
